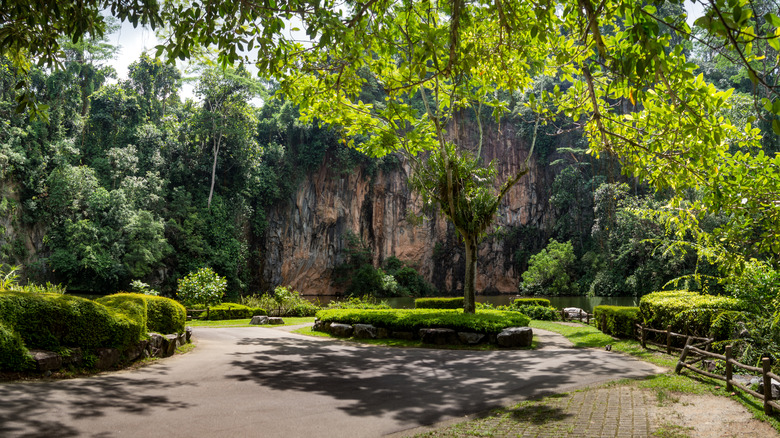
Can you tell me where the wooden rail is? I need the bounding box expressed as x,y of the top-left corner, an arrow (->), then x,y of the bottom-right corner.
676,341 -> 779,415
636,324 -> 712,355
186,307 -> 209,320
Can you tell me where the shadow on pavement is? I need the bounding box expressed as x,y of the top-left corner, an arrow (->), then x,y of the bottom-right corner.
0,370 -> 191,437
226,336 -> 649,426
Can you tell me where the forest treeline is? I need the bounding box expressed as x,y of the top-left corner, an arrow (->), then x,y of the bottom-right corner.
0,28 -> 776,299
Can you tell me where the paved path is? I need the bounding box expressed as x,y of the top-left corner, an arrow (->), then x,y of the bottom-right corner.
0,327 -> 662,438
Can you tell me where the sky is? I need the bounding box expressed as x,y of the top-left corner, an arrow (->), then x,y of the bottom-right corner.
104,1 -> 708,102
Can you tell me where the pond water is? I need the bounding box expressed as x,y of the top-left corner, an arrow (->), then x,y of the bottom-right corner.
308,295 -> 640,312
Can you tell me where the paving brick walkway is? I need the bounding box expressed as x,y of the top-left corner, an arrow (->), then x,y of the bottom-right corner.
420,386 -> 654,438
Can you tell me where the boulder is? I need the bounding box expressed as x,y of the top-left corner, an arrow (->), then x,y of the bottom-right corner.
330,323 -> 354,337
377,327 -> 389,339
250,315 -> 269,325
30,350 -> 62,372
185,326 -> 193,343
124,341 -> 148,362
161,334 -> 178,357
62,347 -> 84,366
758,378 -> 780,400
177,333 -> 186,347
563,307 -> 587,320
497,327 -> 533,348
312,319 -> 331,332
268,317 -> 285,325
420,328 -> 459,345
458,332 -> 485,345
95,348 -> 121,370
353,324 -> 377,339
148,333 -> 164,349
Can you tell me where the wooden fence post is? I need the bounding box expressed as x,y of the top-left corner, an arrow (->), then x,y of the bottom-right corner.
666,325 -> 672,355
675,337 -> 692,374
640,324 -> 646,349
725,345 -> 733,392
763,358 -> 773,415
586,312 -> 590,325
560,309 -> 565,321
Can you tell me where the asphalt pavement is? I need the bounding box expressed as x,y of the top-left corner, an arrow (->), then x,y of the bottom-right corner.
0,326 -> 663,438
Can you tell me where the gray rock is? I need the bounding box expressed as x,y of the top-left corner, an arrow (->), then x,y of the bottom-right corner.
95,348 -> 120,369
61,347 -> 83,366
148,333 -> 164,349
391,331 -> 415,340
177,333 -> 186,347
420,328 -> 459,345
30,350 -> 62,372
758,378 -> 780,399
563,307 -> 587,320
377,327 -> 389,339
353,324 -> 377,339
312,319 -> 331,332
161,334 -> 178,357
330,323 -> 354,337
185,326 -> 193,343
124,341 -> 148,362
497,327 -> 533,348
458,332 -> 485,345
250,315 -> 269,325
268,317 -> 285,325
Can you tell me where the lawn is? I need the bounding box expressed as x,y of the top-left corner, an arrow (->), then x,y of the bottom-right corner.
186,316 -> 316,328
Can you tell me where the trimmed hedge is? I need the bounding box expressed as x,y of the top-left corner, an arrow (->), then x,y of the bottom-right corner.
639,290 -> 747,339
316,309 -> 530,334
0,321 -> 32,371
0,292 -> 144,353
593,306 -> 640,338
513,298 -> 551,307
513,305 -> 560,321
97,293 -> 187,334
203,303 -> 266,320
144,296 -> 187,333
414,297 -> 464,309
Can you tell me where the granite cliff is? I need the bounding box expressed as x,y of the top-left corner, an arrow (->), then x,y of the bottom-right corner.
260,121 -> 562,297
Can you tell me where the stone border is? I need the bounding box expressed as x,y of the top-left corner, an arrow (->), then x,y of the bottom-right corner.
312,319 -> 532,348
29,327 -> 194,373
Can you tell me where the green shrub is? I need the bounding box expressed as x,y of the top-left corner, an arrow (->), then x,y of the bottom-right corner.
97,293 -> 186,334
325,296 -> 392,310
241,286 -> 319,316
0,321 -> 33,371
513,298 -> 551,307
513,305 -> 560,321
0,292 -> 144,352
639,290 -> 747,339
144,296 -> 187,333
593,305 -> 640,338
177,267 -> 226,306
415,297 -> 464,309
203,303 -> 266,320
315,309 -> 530,334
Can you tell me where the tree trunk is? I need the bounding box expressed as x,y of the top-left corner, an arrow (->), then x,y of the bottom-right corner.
463,233 -> 478,314
208,136 -> 220,209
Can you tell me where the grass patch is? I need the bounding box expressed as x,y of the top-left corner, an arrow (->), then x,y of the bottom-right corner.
187,317 -> 315,327
529,321 -> 614,348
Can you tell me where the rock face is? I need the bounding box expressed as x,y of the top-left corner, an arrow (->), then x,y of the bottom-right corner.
260,122 -> 558,296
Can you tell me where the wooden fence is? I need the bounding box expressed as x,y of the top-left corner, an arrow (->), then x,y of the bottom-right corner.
186,308 -> 209,320
675,339 -> 779,415
635,324 -> 713,355
560,309 -> 593,325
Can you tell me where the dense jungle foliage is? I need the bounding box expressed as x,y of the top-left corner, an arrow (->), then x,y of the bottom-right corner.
0,10 -> 778,307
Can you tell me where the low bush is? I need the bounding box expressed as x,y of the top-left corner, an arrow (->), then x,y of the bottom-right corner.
513,298 -> 551,307
513,305 -> 560,321
325,296 -> 392,310
241,286 -> 319,316
0,292 -> 143,353
315,309 -> 530,334
203,303 -> 266,320
415,297 -> 464,309
0,321 -> 32,371
593,305 -> 640,338
177,267 -> 226,306
639,290 -> 747,339
97,293 -> 186,334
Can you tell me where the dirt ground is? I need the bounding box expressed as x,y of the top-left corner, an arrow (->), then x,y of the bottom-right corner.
652,392 -> 779,438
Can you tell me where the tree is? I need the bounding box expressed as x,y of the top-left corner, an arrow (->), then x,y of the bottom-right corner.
192,67 -> 259,209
